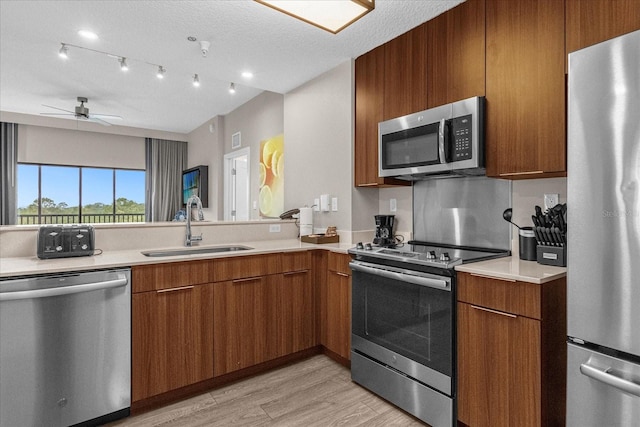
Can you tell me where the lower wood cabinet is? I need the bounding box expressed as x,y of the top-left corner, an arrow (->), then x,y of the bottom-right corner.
213,275 -> 281,376
457,272 -> 566,427
323,252 -> 352,360
284,269 -> 315,354
132,283 -> 214,402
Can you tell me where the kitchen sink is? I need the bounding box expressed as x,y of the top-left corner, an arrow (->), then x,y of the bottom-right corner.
141,245 -> 253,257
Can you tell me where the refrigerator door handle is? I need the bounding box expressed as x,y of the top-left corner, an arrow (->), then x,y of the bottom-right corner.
580,363 -> 640,397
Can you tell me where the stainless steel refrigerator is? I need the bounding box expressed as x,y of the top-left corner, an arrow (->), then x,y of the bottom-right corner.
567,29 -> 640,425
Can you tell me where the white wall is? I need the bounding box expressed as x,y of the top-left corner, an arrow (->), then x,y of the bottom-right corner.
284,60 -> 357,236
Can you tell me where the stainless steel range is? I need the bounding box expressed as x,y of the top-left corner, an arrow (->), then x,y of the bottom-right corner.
349,176 -> 511,427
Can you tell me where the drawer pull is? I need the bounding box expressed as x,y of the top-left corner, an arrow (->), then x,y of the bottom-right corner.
499,170 -> 544,177
157,285 -> 194,293
284,270 -> 308,276
471,305 -> 517,318
233,276 -> 263,284
335,272 -> 350,277
470,273 -> 516,282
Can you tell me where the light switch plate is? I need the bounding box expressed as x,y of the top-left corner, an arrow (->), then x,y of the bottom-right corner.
313,198 -> 320,211
390,198 -> 397,212
544,193 -> 559,211
331,197 -> 338,211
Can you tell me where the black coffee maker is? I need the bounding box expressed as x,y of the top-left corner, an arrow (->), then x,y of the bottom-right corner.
373,215 -> 395,247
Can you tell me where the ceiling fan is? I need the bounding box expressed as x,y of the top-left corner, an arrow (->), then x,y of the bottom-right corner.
41,97 -> 123,126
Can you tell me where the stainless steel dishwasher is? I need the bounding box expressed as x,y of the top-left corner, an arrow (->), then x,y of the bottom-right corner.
0,268 -> 131,427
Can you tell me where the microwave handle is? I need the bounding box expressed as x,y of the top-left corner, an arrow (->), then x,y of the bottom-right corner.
438,118 -> 450,164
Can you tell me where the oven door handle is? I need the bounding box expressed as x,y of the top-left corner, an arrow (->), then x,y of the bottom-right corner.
349,262 -> 450,291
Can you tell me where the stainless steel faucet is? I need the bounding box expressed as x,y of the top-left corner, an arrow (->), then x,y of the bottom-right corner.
185,195 -> 204,247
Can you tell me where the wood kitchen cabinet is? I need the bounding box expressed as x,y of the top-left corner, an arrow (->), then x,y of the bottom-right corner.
282,251 -> 316,354
566,0 -> 640,63
426,0 -> 486,108
383,23 -> 428,120
132,264 -> 214,402
322,252 -> 352,361
456,272 -> 566,427
485,0 -> 566,179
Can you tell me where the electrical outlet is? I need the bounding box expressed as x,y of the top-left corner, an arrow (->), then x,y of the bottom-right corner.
269,224 -> 281,233
544,193 -> 559,211
313,198 -> 320,211
331,197 -> 338,211
390,198 -> 397,212
252,201 -> 257,210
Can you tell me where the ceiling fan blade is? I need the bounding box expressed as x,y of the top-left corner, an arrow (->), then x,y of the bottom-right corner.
42,104 -> 74,114
40,112 -> 75,116
90,113 -> 123,120
87,116 -> 112,126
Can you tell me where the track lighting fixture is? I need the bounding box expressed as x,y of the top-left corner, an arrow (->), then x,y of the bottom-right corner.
58,43 -> 69,59
193,74 -> 200,87
156,66 -> 165,79
119,57 -> 129,71
229,82 -> 236,94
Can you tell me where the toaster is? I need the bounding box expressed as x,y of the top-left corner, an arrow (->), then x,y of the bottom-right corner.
37,225 -> 95,259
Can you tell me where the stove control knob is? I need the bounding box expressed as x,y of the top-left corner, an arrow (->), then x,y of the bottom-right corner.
426,251 -> 436,259
356,242 -> 364,250
365,243 -> 373,250
440,252 -> 450,262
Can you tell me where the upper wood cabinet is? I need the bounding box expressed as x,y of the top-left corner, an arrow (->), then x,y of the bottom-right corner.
426,0 -> 486,107
566,0 -> 640,61
485,0 -> 566,179
383,24 -> 428,120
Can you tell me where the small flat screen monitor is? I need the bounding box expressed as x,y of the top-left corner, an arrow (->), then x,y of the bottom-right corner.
182,165 -> 208,207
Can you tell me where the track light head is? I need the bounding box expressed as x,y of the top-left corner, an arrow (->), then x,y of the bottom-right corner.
157,66 -> 165,79
193,74 -> 200,87
229,82 -> 236,94
59,43 -> 69,59
119,57 -> 129,71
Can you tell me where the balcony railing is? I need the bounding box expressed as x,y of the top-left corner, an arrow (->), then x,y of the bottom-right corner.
18,213 -> 145,225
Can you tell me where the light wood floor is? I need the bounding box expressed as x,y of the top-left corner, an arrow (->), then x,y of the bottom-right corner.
108,355 -> 426,426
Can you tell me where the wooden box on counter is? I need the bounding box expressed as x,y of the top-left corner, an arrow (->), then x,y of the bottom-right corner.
301,234 -> 340,244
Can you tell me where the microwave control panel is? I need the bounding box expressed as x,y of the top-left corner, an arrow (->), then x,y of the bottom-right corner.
451,114 -> 472,161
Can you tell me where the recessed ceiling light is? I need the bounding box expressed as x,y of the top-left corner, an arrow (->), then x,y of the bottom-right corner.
78,30 -> 98,40
241,71 -> 254,79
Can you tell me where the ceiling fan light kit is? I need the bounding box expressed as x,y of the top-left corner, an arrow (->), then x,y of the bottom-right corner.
254,0 -> 374,34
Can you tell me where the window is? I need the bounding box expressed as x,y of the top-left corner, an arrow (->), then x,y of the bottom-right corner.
16,164 -> 145,225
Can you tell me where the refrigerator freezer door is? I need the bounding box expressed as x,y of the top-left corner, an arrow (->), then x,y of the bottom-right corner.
567,343 -> 640,426
567,30 -> 640,356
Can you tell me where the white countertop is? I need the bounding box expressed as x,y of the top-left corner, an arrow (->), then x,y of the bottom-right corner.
0,239 -> 353,278
455,256 -> 566,284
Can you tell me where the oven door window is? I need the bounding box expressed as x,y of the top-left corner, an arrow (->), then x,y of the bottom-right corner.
352,269 -> 452,376
381,122 -> 440,169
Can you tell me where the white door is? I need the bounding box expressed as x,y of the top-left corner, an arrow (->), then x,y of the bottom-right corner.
224,148 -> 250,221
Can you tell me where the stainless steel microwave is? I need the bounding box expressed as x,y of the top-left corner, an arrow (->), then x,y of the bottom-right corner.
378,96 -> 485,179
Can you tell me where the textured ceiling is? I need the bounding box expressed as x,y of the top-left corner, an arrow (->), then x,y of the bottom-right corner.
0,0 -> 464,134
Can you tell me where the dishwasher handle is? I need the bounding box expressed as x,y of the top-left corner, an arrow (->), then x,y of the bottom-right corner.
0,275 -> 128,301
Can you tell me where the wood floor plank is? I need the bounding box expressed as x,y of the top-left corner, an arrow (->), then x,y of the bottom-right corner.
108,355 -> 428,426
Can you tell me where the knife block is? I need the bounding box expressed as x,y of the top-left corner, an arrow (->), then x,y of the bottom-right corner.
536,245 -> 566,267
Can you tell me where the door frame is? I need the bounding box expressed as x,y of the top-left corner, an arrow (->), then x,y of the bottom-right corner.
223,147 -> 250,221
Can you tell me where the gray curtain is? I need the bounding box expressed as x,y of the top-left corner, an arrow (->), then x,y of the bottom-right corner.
145,138 -> 187,222
1,122 -> 18,225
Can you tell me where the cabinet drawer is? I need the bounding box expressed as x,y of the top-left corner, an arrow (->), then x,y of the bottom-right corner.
282,251 -> 311,272
212,253 -> 281,282
328,252 -> 352,276
132,261 -> 211,293
457,272 -> 541,319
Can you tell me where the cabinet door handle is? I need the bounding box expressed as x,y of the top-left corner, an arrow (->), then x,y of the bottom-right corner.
499,170 -> 544,177
284,270 -> 308,276
470,273 -> 516,282
471,304 -> 517,318
156,285 -> 194,294
335,272 -> 350,277
232,276 -> 263,284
